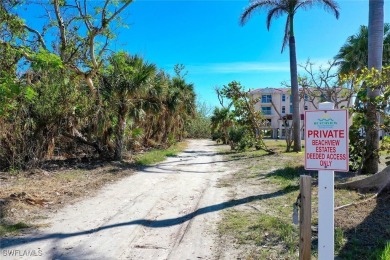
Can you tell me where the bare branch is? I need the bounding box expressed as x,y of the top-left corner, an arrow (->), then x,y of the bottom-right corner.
53,0 -> 67,59
75,0 -> 91,32
23,25 -> 48,50
215,87 -> 224,108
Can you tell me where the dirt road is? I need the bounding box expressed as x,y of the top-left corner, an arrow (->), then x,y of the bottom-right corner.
1,140 -> 232,260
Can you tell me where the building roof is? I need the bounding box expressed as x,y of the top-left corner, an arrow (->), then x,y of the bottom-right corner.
248,87 -> 292,95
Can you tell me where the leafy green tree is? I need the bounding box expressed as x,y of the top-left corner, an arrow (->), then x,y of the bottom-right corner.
240,0 -> 340,152
337,66 -> 390,194
220,81 -> 273,152
185,101 -> 212,139
1,0 -> 133,98
0,49 -> 92,169
211,81 -> 273,152
345,66 -> 390,173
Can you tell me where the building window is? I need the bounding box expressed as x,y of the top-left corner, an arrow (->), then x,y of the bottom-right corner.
282,106 -> 286,114
262,95 -> 272,103
304,105 -> 308,110
304,94 -> 309,101
261,106 -> 272,115
282,94 -> 286,102
290,95 -> 292,104
290,105 -> 293,113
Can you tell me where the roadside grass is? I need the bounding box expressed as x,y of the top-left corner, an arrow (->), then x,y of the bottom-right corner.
135,141 -> 187,166
379,242 -> 390,260
0,222 -> 30,237
0,141 -> 188,237
338,238 -> 390,260
218,139 -> 385,259
334,227 -> 346,253
217,141 -> 304,258
219,210 -> 298,256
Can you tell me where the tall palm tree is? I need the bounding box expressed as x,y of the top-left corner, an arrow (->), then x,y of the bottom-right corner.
364,0 -> 384,174
104,52 -> 156,160
240,0 -> 339,152
162,77 -> 196,144
335,24 -> 390,75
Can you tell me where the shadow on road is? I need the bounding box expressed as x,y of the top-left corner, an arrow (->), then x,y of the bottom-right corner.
1,186 -> 297,249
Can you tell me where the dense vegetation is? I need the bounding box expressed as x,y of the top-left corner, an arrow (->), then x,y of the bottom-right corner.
211,81 -> 273,153
0,1 -> 210,170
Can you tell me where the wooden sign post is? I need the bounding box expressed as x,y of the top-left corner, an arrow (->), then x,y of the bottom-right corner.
304,102 -> 349,260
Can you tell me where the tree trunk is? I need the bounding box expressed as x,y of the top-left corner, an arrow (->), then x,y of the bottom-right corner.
289,35 -> 301,152
336,165 -> 390,195
114,104 -> 127,161
364,0 -> 384,174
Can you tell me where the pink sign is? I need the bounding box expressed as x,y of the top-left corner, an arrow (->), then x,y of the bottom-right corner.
305,110 -> 349,171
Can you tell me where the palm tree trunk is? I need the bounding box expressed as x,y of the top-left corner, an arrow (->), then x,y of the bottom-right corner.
114,104 -> 127,161
289,35 -> 302,152
364,0 -> 384,174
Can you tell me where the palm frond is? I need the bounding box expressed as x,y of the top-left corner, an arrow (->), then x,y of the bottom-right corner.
240,0 -> 277,26
266,6 -> 284,30
318,0 -> 340,19
281,16 -> 290,53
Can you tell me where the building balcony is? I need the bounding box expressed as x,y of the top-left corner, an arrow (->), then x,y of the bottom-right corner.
261,111 -> 272,116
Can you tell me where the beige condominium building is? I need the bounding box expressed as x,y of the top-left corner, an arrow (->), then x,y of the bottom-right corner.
250,87 -> 388,140
249,87 -> 350,139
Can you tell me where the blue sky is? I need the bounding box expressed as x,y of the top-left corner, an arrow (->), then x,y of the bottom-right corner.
19,1 -> 390,108
116,0 -> 389,108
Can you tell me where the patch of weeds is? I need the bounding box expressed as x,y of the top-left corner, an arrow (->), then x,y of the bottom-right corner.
254,214 -> 298,254
339,238 -> 358,260
0,222 -> 30,236
135,142 -> 187,166
266,188 -> 300,220
55,170 -> 85,181
335,227 -> 346,254
338,237 -> 388,260
378,242 -> 390,260
228,149 -> 270,161
266,164 -> 302,189
219,210 -> 298,258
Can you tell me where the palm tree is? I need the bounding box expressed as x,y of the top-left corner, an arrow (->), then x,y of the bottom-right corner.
335,24 -> 390,75
210,107 -> 234,144
364,0 -> 384,174
162,77 -> 196,144
240,0 -> 339,152
104,52 -> 156,160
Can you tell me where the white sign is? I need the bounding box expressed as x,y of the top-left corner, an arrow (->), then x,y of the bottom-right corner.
305,109 -> 349,171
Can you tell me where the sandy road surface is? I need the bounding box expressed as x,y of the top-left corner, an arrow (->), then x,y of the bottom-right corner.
1,139 -> 232,260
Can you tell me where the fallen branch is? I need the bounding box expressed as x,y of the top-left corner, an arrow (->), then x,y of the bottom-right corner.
335,165 -> 390,192
335,193 -> 378,211
62,132 -> 103,154
334,165 -> 390,211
